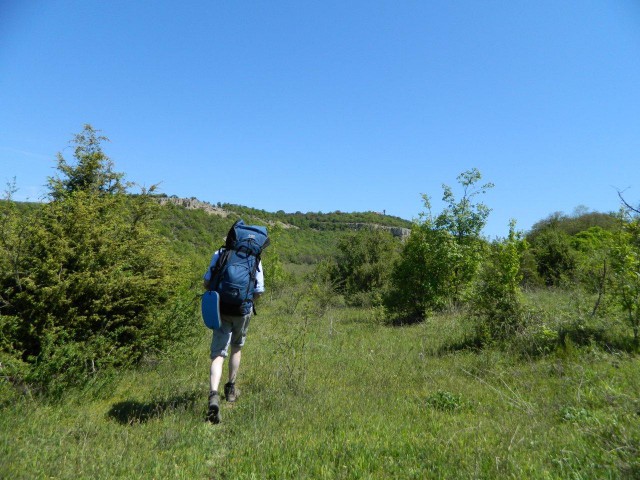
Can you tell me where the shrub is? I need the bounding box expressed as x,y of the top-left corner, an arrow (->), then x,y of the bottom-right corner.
610,215 -> 640,347
529,227 -> 577,287
0,126 -> 184,394
425,390 -> 466,412
471,221 -> 525,343
385,169 -> 492,320
331,229 -> 399,306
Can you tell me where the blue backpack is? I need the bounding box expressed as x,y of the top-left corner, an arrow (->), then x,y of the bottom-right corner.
207,219 -> 270,316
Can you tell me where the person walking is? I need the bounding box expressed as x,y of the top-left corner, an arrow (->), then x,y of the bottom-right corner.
203,220 -> 267,424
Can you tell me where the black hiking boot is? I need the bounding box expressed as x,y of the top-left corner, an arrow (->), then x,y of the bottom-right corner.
207,391 -> 220,424
224,382 -> 239,402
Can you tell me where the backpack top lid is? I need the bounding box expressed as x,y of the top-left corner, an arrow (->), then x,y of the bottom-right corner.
225,219 -> 270,256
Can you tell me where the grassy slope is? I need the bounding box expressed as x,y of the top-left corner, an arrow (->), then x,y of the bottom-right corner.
2,203 -> 639,478
2,294 -> 639,479
154,201 -> 374,266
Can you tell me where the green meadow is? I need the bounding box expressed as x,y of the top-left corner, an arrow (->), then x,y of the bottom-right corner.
3,287 -> 639,479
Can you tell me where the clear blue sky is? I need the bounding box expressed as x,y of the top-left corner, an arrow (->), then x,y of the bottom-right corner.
2,1 -> 639,238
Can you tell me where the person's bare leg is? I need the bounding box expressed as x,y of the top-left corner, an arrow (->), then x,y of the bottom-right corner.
208,356 -> 225,423
225,346 -> 241,402
210,356 -> 224,393
228,346 -> 241,384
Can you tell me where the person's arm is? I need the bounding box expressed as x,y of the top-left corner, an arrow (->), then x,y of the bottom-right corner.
203,250 -> 220,290
254,260 -> 265,303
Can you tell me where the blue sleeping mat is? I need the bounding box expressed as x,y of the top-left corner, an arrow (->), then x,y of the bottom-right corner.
201,291 -> 221,330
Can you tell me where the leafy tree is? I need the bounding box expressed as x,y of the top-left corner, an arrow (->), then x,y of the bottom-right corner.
0,126 -> 181,393
572,226 -> 614,316
385,226 -> 459,318
331,228 -> 399,306
610,213 -> 640,347
528,210 -> 618,238
434,168 -> 494,242
385,169 -> 493,319
529,228 -> 577,287
262,223 -> 290,300
471,221 -> 525,342
48,124 -> 126,200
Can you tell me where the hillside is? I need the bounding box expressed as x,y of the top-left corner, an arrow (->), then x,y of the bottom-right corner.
153,196 -> 411,265
155,195 -> 411,234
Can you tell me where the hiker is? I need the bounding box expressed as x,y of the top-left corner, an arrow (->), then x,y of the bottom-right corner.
203,220 -> 268,424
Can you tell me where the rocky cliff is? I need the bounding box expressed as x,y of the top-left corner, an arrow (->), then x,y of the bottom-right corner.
155,197 -> 230,217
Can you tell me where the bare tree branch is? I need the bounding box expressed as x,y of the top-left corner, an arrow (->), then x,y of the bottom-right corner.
618,190 -> 640,215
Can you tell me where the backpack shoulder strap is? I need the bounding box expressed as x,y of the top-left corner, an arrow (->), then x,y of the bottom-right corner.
209,247 -> 230,290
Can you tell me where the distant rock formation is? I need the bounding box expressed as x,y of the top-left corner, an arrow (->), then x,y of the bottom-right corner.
155,196 -> 230,217
346,223 -> 411,240
154,196 -> 298,229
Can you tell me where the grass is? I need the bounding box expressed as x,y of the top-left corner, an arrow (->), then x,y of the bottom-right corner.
2,290 -> 640,479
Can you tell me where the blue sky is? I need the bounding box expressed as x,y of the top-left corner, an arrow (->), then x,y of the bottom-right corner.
1,1 -> 639,238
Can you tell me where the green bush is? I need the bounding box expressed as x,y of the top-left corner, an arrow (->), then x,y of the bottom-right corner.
0,126 -> 185,394
385,227 -> 460,318
529,227 -> 577,287
385,169 -> 492,320
471,221 -> 525,343
425,390 -> 466,412
610,215 -> 640,347
331,229 -> 399,306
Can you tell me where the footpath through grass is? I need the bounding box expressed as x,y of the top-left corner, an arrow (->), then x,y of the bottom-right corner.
2,295 -> 640,479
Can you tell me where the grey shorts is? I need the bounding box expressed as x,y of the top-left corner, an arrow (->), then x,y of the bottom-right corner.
210,312 -> 252,358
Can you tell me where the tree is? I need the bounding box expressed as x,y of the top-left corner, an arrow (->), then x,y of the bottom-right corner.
434,168 -> 494,242
385,169 -> 493,319
332,228 -> 399,306
471,221 -> 525,342
529,228 -> 577,287
610,212 -> 640,347
48,124 -> 126,200
0,126 -> 180,394
262,223 -> 290,300
572,226 -> 614,316
385,226 -> 459,318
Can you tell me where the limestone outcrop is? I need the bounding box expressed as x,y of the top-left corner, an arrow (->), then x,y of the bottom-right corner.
345,223 -> 411,240
155,197 -> 229,217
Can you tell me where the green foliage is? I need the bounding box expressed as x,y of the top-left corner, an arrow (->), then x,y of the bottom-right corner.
526,209 -> 618,288
386,169 -> 492,319
269,227 -> 340,264
529,209 -> 618,237
434,168 -> 494,242
425,390 -> 466,412
610,215 -> 640,346
261,223 -> 290,299
471,221 -> 525,343
331,229 -> 399,306
572,226 -> 615,316
529,227 -> 577,286
0,128 -> 185,394
519,245 -> 544,288
386,227 -> 459,318
47,124 -> 127,200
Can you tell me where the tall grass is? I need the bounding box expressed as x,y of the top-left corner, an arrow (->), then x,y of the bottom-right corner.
2,288 -> 639,479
